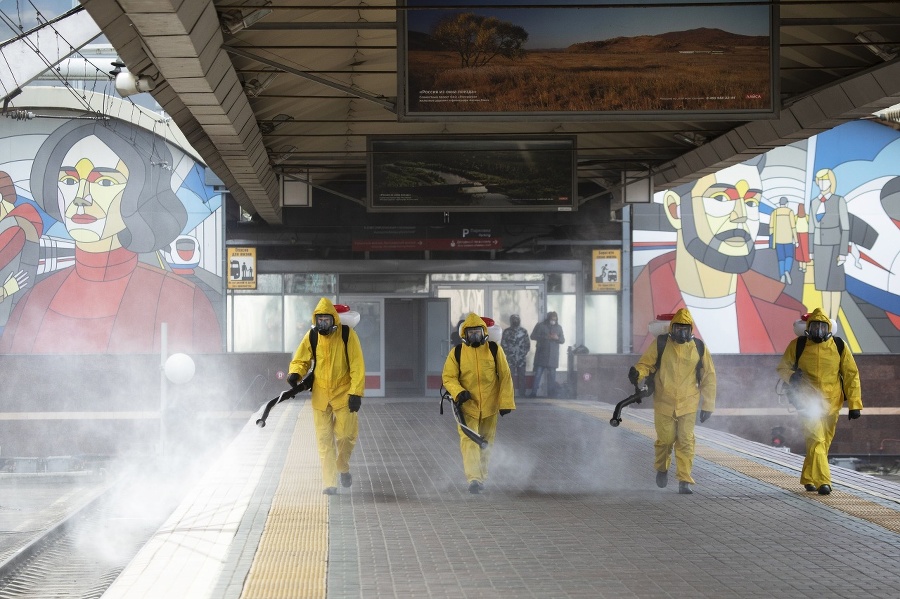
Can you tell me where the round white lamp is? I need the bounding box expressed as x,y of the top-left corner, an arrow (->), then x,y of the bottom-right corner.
164,353 -> 195,384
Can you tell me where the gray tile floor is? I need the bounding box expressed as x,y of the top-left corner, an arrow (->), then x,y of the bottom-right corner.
326,400 -> 900,598
5,398 -> 900,598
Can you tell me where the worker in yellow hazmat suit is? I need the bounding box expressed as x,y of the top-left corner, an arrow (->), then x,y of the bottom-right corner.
631,308 -> 717,494
288,297 -> 366,495
442,312 -> 515,494
777,307 -> 862,495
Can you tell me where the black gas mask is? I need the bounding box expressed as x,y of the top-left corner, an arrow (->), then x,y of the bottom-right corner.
464,326 -> 486,348
670,322 -> 693,344
510,315 -> 520,328
806,320 -> 831,343
315,314 -> 336,336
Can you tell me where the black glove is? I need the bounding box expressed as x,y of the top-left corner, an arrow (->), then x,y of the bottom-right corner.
700,410 -> 712,423
299,376 -> 315,392
628,366 -> 639,387
848,409 -> 861,420
789,370 -> 803,385
348,394 -> 361,413
456,390 -> 471,405
287,372 -> 300,388
499,409 -> 511,416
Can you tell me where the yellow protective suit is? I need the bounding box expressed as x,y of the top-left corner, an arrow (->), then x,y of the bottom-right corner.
633,308 -> 717,485
442,312 -> 515,485
288,297 -> 366,488
776,308 -> 862,489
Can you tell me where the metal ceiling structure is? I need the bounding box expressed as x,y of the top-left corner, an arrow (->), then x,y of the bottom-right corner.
78,0 -> 900,225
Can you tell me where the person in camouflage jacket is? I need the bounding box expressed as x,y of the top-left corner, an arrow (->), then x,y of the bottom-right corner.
500,314 -> 530,396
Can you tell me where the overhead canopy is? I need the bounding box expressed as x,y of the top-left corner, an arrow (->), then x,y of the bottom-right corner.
78,0 -> 900,225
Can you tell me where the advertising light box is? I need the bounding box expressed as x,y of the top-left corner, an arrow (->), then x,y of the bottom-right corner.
400,0 -> 775,120
367,136 -> 576,212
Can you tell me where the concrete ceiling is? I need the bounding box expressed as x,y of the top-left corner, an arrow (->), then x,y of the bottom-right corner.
79,0 -> 900,225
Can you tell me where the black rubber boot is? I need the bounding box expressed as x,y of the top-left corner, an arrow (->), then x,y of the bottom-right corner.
818,484 -> 832,495
656,471 -> 668,488
323,487 -> 338,495
341,472 -> 352,488
804,484 -> 817,492
468,480 -> 484,494
678,481 -> 693,494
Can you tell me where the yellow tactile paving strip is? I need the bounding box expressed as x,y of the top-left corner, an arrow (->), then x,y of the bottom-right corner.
240,403 -> 327,599
555,400 -> 900,534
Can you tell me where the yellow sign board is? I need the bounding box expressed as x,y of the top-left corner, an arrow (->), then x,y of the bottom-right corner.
227,247 -> 257,290
592,249 -> 621,292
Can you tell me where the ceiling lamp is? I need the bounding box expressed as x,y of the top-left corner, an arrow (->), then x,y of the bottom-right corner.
673,132 -> 707,147
269,145 -> 297,165
115,71 -> 156,97
855,30 -> 898,62
244,72 -> 278,98
259,113 -> 293,134
223,2 -> 272,35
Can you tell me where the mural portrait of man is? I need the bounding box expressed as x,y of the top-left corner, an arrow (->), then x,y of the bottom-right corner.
633,158 -> 805,354
634,119 -> 900,355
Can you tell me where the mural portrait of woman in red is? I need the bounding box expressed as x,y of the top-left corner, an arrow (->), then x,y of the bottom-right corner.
0,119 -> 222,354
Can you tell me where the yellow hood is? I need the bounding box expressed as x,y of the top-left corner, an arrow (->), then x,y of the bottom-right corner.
461,312 -> 487,337
311,297 -> 341,327
669,307 -> 694,332
806,307 -> 830,332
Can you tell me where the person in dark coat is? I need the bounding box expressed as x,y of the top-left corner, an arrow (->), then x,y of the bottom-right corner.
526,311 -> 565,397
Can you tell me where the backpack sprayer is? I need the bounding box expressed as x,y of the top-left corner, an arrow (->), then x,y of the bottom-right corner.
256,304 -> 360,428
609,313 -> 674,426
775,312 -> 841,412
438,315 -> 498,448
439,386 -> 489,448
256,368 -> 314,427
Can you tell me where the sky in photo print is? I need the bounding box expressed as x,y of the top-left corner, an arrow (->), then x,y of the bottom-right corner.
406,0 -> 770,49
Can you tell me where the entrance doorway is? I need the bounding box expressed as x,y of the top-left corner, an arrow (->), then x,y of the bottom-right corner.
383,298 -> 449,396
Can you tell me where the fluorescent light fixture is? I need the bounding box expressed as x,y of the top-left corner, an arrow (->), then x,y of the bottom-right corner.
243,72 -> 278,98
223,2 -> 272,34
259,113 -> 293,134
855,30 -> 898,62
269,145 -> 297,165
673,132 -> 706,147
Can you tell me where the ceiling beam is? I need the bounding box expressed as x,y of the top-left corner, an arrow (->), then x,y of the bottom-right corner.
224,45 -> 396,111
80,0 -> 282,224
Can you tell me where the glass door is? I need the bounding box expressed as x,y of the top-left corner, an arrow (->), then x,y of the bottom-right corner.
435,282 -> 544,371
425,298 -> 450,392
340,296 -> 384,397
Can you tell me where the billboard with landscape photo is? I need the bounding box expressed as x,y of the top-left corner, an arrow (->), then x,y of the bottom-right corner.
401,0 -> 774,118
367,136 -> 576,212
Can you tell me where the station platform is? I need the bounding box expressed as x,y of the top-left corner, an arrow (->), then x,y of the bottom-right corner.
64,397 -> 900,598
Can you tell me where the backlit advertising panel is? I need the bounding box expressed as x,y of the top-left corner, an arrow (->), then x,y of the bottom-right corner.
367,136 -> 576,212
400,0 -> 775,119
